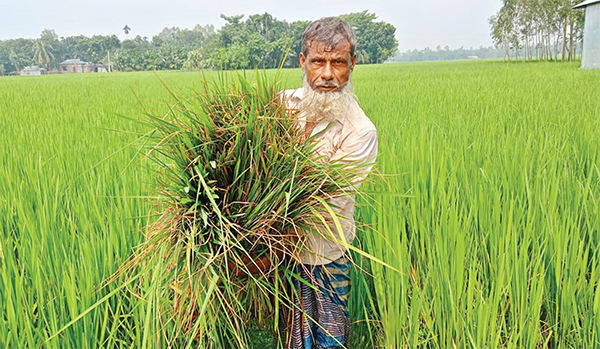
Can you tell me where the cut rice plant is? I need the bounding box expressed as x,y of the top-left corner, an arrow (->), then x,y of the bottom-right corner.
111,71 -> 365,348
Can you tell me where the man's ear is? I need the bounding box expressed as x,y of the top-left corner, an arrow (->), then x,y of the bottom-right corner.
299,52 -> 306,71
350,53 -> 357,71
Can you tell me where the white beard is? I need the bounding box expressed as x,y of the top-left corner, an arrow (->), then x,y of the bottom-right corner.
299,74 -> 355,124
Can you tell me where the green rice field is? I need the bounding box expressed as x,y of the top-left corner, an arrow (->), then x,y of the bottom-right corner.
1,60 -> 599,348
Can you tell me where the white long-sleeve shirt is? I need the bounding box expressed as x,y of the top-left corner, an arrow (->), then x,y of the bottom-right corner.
281,88 -> 378,265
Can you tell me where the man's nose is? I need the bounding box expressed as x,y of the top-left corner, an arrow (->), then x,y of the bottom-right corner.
321,62 -> 334,81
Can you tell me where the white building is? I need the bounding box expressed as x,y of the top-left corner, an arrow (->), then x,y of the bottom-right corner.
59,59 -> 109,73
574,0 -> 600,69
20,66 -> 45,76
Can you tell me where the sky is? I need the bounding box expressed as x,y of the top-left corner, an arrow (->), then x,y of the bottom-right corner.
0,0 -> 503,51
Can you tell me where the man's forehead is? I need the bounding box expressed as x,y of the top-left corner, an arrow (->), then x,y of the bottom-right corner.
306,39 -> 352,56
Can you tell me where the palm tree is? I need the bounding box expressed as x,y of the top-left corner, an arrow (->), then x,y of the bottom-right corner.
33,38 -> 54,70
9,49 -> 21,71
356,49 -> 371,64
123,25 -> 131,39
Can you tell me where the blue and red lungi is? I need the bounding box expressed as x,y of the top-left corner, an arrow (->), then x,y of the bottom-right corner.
278,255 -> 352,349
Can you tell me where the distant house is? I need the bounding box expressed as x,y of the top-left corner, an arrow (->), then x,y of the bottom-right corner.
574,0 -> 600,69
20,66 -> 45,76
60,59 -> 86,73
59,59 -> 108,73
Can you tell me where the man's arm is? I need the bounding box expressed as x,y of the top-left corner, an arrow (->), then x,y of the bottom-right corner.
332,129 -> 379,190
309,129 -> 377,243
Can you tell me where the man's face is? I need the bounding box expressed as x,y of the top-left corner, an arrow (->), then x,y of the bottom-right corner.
300,40 -> 356,93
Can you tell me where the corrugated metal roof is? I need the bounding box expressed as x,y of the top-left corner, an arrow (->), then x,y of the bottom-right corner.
573,0 -> 600,9
60,59 -> 86,65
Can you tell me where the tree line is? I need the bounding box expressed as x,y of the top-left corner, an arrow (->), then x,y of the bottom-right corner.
392,46 -> 508,62
0,11 -> 398,75
489,0 -> 585,61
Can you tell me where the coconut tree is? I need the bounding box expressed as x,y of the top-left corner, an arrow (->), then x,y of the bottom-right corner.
356,49 -> 371,64
123,25 -> 131,39
32,38 -> 54,70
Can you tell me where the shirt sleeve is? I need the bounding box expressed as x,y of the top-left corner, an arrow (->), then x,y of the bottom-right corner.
300,124 -> 378,263
327,129 -> 378,219
332,129 -> 378,189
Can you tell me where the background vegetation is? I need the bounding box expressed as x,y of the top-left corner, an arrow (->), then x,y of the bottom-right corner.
391,45 -> 507,62
489,0 -> 585,60
2,0 -> 591,76
1,60 -> 599,348
0,10 -> 397,75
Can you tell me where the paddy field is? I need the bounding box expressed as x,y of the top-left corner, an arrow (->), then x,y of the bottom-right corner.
1,60 -> 599,348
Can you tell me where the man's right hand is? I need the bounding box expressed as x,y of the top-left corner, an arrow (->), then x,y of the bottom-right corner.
227,249 -> 284,277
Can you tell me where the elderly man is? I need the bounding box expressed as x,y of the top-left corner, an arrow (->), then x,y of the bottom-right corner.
277,17 -> 378,349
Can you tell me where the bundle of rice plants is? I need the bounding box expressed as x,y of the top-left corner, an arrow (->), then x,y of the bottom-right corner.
116,71 -> 366,348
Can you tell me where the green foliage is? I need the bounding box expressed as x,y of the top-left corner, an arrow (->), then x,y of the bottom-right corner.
32,29 -> 59,69
340,11 -> 399,64
183,47 -> 213,71
489,0 -> 585,60
199,13 -> 294,70
151,25 -> 216,52
0,38 -> 34,72
113,46 -> 187,71
57,34 -> 119,64
393,45 -> 506,62
0,11 -> 398,74
32,38 -> 54,69
120,35 -> 153,52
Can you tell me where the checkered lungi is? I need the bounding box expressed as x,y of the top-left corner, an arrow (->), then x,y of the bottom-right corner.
277,255 -> 352,349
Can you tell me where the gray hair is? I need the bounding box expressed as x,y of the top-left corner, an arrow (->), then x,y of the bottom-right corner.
301,17 -> 356,58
